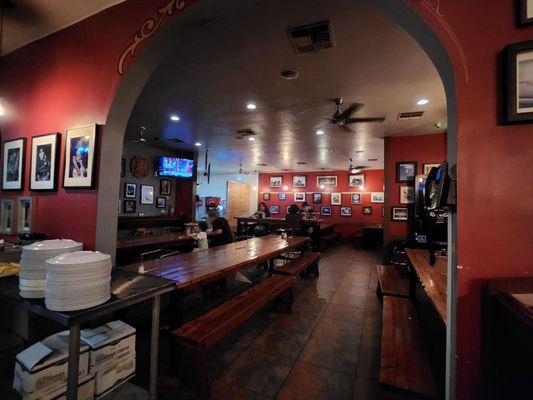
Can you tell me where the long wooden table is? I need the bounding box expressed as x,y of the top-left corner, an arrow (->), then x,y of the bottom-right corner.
116,233 -> 193,250
405,248 -> 447,324
122,235 -> 309,291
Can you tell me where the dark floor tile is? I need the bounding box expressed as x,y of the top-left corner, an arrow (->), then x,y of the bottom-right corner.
269,309 -> 320,334
352,377 -> 379,400
312,317 -> 363,346
221,350 -> 293,398
210,380 -> 273,400
251,325 -> 309,360
298,336 -> 358,373
330,289 -> 367,308
277,361 -> 354,400
322,303 -> 365,324
356,345 -> 381,380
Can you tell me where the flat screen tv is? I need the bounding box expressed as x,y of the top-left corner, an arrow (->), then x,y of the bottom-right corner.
157,157 -> 194,178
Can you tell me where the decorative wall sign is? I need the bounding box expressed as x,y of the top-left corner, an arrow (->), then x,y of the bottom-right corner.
317,176 -> 337,187
423,163 -> 440,175
348,174 -> 364,188
362,206 -> 373,215
392,206 -> 408,221
123,200 -> 136,214
371,192 -> 384,203
0,199 -> 15,234
140,185 -> 154,205
400,186 -> 415,204
129,155 -> 149,178
269,176 -> 282,188
2,138 -> 26,191
160,179 -> 172,195
351,193 -> 362,205
396,161 -> 417,182
504,40 -> 533,123
321,206 -> 332,216
331,192 -> 341,205
156,197 -> 167,208
269,205 -> 279,214
292,175 -> 306,188
124,183 -> 137,198
519,0 -> 533,26
63,125 -> 97,188
312,193 -> 322,204
17,197 -> 33,233
340,206 -> 352,216
294,192 -> 305,202
30,133 -> 60,191
263,193 -> 271,201
278,193 -> 286,200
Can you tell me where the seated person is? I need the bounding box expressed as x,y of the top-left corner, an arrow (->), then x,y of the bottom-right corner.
285,204 -> 303,230
300,202 -> 315,219
189,221 -> 208,251
208,217 -> 234,247
254,202 -> 270,219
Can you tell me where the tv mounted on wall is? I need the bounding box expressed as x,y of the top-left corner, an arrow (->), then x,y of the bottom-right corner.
157,157 -> 194,178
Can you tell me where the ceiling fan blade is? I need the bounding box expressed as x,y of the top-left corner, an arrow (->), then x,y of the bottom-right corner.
345,117 -> 386,124
338,103 -> 364,120
207,163 -> 211,184
338,124 -> 352,133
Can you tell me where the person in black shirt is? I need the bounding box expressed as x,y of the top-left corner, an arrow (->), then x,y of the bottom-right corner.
208,217 -> 234,247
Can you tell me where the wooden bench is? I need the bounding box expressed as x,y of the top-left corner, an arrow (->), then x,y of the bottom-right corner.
273,252 -> 320,278
172,274 -> 295,397
380,297 -> 438,399
376,264 -> 410,299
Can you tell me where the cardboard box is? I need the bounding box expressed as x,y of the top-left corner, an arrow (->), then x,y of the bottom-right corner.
94,355 -> 135,397
13,330 -> 90,400
41,374 -> 94,400
80,320 -> 136,373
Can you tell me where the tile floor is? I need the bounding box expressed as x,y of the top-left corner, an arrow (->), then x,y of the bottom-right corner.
158,244 -> 384,400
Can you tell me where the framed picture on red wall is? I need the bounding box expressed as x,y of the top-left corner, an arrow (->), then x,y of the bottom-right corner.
423,163 -> 440,175
2,138 -> 26,191
320,206 -> 332,216
371,192 -> 384,203
351,193 -> 361,204
348,174 -> 364,188
392,206 -> 408,221
263,192 -> 270,201
269,205 -> 279,214
294,192 -> 305,202
312,193 -> 322,204
278,193 -> 286,200
63,125 -> 98,189
293,175 -> 306,188
317,176 -> 337,187
518,0 -> 533,26
340,206 -> 352,216
396,161 -> 417,182
503,40 -> 533,123
269,176 -> 282,188
30,133 -> 61,191
362,206 -> 373,215
331,192 -> 341,205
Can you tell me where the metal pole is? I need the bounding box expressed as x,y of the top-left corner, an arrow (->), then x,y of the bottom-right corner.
149,295 -> 161,400
67,325 -> 81,400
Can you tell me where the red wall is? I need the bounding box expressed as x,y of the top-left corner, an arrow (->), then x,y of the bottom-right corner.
383,133 -> 447,242
258,170 -> 384,239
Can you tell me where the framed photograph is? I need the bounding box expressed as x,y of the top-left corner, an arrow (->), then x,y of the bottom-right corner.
331,192 -> 342,205
340,206 -> 352,216
2,138 -> 26,191
123,199 -> 136,214
294,192 -> 306,202
278,193 -> 286,200
423,163 -> 441,175
63,125 -> 97,188
351,193 -> 362,205
160,179 -> 172,195
121,158 -> 126,178
396,161 -> 417,182
263,193 -> 271,201
317,175 -> 337,187
286,205 -> 291,214
371,192 -> 384,203
292,175 -> 306,188
312,193 -> 322,204
519,0 -> 533,26
30,133 -> 60,191
0,199 -> 15,234
504,40 -> 533,123
124,183 -> 137,198
362,206 -> 373,215
269,176 -> 282,188
348,174 -> 365,188
269,205 -> 279,214
156,197 -> 167,208
392,206 -> 409,221
17,197 -> 34,233
140,185 -> 154,205
400,186 -> 415,204
321,206 -> 332,216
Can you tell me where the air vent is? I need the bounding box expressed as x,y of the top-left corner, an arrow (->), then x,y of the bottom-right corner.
167,138 -> 185,143
297,161 -> 307,165
286,21 -> 334,54
398,111 -> 424,120
235,129 -> 257,139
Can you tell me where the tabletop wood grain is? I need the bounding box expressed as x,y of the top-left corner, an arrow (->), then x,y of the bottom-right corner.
122,235 -> 309,291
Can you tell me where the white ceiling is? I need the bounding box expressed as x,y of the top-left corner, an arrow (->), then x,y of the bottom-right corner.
0,0 -> 126,55
126,0 -> 446,174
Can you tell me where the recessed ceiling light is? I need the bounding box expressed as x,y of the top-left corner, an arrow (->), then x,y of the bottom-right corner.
316,130 -> 324,135
170,114 -> 180,121
283,185 -> 289,191
248,137 -> 256,141
416,98 -> 429,106
194,142 -> 202,147
246,103 -> 257,110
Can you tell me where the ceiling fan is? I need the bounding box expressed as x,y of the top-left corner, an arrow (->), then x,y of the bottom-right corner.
328,98 -> 385,132
203,146 -> 211,184
128,125 -> 148,144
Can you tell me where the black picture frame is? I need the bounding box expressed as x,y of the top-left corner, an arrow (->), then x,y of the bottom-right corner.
396,161 -> 418,182
362,206 -> 373,215
351,193 -> 362,205
123,200 -> 136,214
2,137 -> 26,191
156,197 -> 167,208
292,175 -> 306,188
269,176 -> 283,188
340,206 -> 352,216
312,193 -> 322,204
518,0 -> 533,26
278,193 -> 286,200
29,133 -> 61,192
391,206 -> 409,221
140,185 -> 155,205
320,206 -> 332,216
62,124 -> 98,189
124,182 -> 137,198
503,40 -> 533,124
160,179 -> 172,195
269,205 -> 279,214
263,193 -> 270,201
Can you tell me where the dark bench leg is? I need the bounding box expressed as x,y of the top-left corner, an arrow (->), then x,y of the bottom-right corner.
272,288 -> 293,313
312,261 -> 320,277
180,347 -> 210,398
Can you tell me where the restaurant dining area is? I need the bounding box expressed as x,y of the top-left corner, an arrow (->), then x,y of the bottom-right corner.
0,1 -> 532,400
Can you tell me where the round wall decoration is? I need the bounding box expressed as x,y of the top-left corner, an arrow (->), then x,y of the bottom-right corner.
129,156 -> 149,178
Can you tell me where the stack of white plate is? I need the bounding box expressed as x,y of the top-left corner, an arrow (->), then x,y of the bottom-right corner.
19,239 -> 83,299
45,251 -> 112,312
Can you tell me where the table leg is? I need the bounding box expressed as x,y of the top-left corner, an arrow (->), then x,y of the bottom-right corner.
149,295 -> 161,400
67,325 -> 80,400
